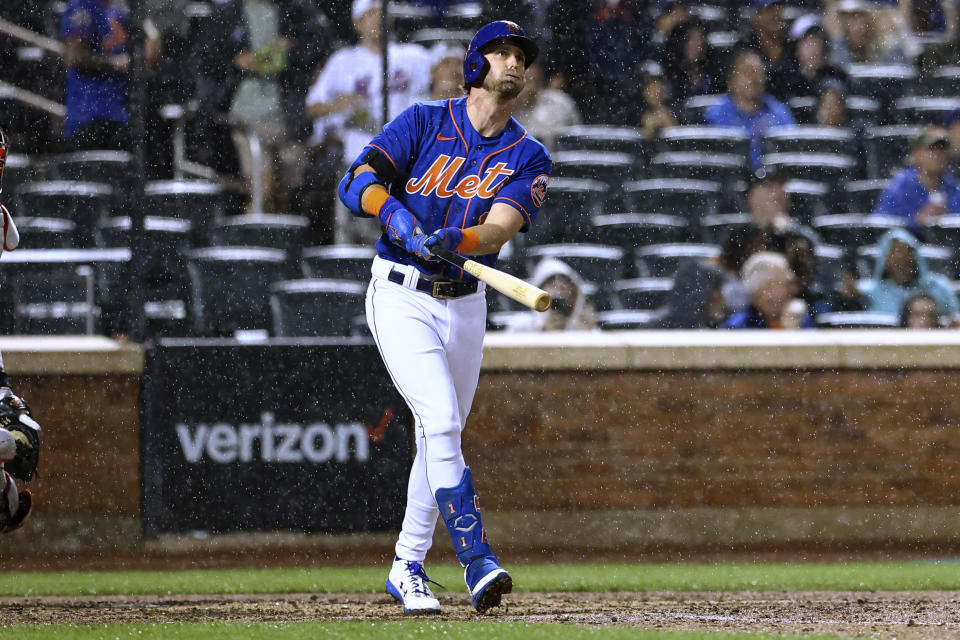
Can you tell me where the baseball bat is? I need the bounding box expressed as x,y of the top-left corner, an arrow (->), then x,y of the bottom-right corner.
431,246 -> 552,312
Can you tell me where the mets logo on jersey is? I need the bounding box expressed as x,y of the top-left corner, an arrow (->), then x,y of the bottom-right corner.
531,174 -> 549,208
406,155 -> 514,200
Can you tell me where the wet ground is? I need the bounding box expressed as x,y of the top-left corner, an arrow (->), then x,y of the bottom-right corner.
4,590 -> 960,638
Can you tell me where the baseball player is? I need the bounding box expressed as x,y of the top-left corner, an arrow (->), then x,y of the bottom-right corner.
337,21 -> 551,614
0,127 -> 41,534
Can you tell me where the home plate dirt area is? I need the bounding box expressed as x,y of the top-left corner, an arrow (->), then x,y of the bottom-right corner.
4,591 -> 960,638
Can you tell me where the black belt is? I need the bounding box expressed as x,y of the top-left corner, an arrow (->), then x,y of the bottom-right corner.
388,268 -> 479,299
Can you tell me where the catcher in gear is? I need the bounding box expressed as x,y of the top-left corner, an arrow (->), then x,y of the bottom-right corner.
0,126 -> 38,534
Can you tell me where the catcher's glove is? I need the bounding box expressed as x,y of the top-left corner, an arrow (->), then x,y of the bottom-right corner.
0,388 -> 40,482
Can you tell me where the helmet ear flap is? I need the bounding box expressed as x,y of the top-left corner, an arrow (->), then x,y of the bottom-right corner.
463,49 -> 489,86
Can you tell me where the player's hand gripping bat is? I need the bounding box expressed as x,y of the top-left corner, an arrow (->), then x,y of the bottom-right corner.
430,246 -> 551,312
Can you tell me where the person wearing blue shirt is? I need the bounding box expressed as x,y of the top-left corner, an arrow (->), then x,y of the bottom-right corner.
59,0 -> 130,150
725,251 -> 814,329
873,127 -> 960,229
704,48 -> 795,170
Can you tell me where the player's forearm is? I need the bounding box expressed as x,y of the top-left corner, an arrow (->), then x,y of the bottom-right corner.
463,222 -> 513,256
64,38 -> 128,73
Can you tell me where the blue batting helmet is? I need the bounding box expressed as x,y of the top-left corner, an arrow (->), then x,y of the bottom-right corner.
463,21 -> 539,87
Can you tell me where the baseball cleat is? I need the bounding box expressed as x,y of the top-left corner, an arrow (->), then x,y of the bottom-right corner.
465,555 -> 512,613
386,557 -> 442,614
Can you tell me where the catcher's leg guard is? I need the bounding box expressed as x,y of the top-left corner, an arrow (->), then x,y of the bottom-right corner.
435,467 -> 512,613
0,470 -> 30,533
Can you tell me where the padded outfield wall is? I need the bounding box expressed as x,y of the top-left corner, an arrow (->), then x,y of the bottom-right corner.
4,332 -> 960,554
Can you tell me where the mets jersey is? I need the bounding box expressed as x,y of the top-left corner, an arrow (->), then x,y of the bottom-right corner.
359,97 -> 552,280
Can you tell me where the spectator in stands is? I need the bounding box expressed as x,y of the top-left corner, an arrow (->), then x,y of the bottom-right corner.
943,108 -> 960,173
776,229 -> 833,317
771,15 -> 848,102
814,77 -> 851,127
900,292 -> 942,327
305,0 -> 431,243
900,0 -> 957,38
193,0 -> 330,212
507,258 -> 598,331
704,49 -> 795,171
725,251 -> 813,328
59,0 -> 131,151
656,259 -> 728,329
547,0 -> 652,125
654,0 -> 691,43
828,0 -> 907,65
711,223 -> 770,314
514,63 -> 582,151
746,166 -> 820,245
659,16 -> 724,111
861,228 -> 960,325
740,0 -> 790,78
637,66 -> 678,140
429,44 -> 465,101
873,126 -> 960,229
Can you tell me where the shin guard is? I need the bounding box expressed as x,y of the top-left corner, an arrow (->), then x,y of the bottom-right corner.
435,467 -> 494,566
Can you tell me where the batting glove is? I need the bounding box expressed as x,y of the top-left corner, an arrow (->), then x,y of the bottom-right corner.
409,227 -> 463,261
379,199 -> 420,250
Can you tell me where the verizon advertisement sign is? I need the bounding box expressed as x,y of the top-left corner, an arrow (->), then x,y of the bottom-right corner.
141,340 -> 411,536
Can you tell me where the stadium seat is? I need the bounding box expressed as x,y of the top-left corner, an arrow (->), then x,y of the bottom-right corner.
14,217 -> 75,248
525,243 -> 627,288
528,177 -> 609,244
679,95 -> 726,125
486,310 -> 529,331
813,244 -> 846,293
847,63 -> 917,119
441,2 -> 483,30
185,246 -> 288,336
784,179 -> 832,222
811,214 -> 906,247
9,267 -> 99,335
300,245 -> 376,281
97,216 -> 192,292
1,153 -> 40,205
551,151 -> 636,211
845,179 -> 890,213
649,151 -> 747,185
211,213 -> 310,266
863,125 -> 924,179
390,3 -> 434,40
50,150 -> 134,211
15,181 -> 113,247
761,126 -> 855,155
597,308 -> 665,330
622,179 -> 722,219
791,95 -> 883,126
915,65 -> 960,97
143,180 -> 234,245
656,125 -> 750,156
761,152 -> 858,185
408,28 -> 473,49
270,278 -> 367,337
590,213 -> 689,250
815,311 -> 900,328
613,277 -> 673,310
633,243 -> 721,278
698,213 -> 753,245
856,244 -> 954,278
893,96 -> 960,125
554,124 -> 646,158
925,215 -> 960,252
